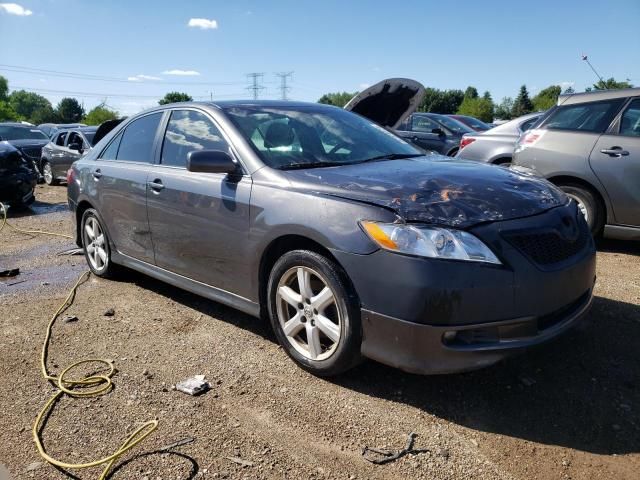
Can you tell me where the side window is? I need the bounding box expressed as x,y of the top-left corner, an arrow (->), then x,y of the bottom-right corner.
160,110 -> 229,168
520,117 -> 539,132
542,99 -> 624,133
55,132 -> 67,146
99,131 -> 123,160
411,116 -> 438,133
67,132 -> 81,146
619,99 -> 640,137
116,112 -> 163,163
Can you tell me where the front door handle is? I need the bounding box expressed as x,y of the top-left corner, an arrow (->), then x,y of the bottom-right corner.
92,169 -> 102,179
601,147 -> 629,157
147,179 -> 165,191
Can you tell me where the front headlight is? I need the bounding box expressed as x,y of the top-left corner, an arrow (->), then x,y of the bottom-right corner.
360,221 -> 501,264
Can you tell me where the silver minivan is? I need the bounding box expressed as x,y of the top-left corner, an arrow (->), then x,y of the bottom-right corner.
513,88 -> 640,240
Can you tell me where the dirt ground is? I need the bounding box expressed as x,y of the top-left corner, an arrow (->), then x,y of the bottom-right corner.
1,184 -> 639,480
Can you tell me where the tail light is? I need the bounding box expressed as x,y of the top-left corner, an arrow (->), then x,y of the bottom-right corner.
519,130 -> 542,146
67,168 -> 75,184
459,136 -> 476,150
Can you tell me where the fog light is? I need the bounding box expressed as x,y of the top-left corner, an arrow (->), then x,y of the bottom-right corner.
443,331 -> 457,344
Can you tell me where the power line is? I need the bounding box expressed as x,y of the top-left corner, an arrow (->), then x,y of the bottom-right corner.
274,72 -> 294,100
9,85 -> 248,100
245,73 -> 265,100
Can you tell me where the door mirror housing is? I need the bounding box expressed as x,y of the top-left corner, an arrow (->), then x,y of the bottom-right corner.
431,128 -> 445,136
187,150 -> 239,175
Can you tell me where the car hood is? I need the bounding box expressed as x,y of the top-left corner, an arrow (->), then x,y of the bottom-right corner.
283,156 -> 567,228
344,78 -> 425,129
92,118 -> 125,146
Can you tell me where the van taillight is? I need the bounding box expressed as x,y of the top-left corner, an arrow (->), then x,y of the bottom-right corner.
460,137 -> 476,150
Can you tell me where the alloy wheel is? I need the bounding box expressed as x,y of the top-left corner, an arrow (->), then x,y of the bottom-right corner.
84,216 -> 108,272
43,163 -> 53,185
567,194 -> 589,224
275,266 -> 342,361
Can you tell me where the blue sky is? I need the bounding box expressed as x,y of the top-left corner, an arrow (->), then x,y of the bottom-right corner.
1,0 -> 638,116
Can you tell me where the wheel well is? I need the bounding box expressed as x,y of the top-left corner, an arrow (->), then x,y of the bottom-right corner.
258,235 -> 355,319
491,157 -> 511,165
447,147 -> 459,157
547,175 -> 607,221
74,200 -> 93,247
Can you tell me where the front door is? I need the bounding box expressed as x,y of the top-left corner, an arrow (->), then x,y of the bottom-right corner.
590,98 -> 640,227
146,108 -> 252,294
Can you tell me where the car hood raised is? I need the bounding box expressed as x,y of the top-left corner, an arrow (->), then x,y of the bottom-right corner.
92,118 -> 126,146
283,156 -> 567,228
344,78 -> 425,129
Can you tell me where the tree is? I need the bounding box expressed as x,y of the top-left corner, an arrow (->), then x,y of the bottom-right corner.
457,96 -> 494,123
0,101 -> 18,121
56,98 -> 85,123
0,75 -> 8,102
417,88 -> 464,114
83,104 -> 119,125
317,91 -> 356,108
464,86 -> 478,99
494,97 -> 514,120
30,104 -> 57,124
159,92 -> 193,105
9,90 -> 54,122
591,77 -> 633,91
482,91 -> 493,102
563,86 -> 575,94
532,85 -> 561,111
511,85 -> 533,118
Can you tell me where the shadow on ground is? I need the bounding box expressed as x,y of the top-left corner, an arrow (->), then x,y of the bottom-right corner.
5,199 -> 68,219
123,271 -> 640,455
597,237 -> 640,255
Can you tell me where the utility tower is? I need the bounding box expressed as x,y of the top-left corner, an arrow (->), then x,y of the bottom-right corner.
246,73 -> 265,100
275,71 -> 294,100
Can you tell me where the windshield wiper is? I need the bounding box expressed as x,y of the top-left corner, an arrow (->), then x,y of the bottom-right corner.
357,153 -> 423,163
280,161 -> 343,170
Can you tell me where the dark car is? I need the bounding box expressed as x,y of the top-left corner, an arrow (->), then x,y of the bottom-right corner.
37,123 -> 87,138
40,127 -> 98,185
0,142 -> 37,208
393,113 -> 475,156
448,114 -> 493,132
68,87 -> 595,376
0,123 -> 49,178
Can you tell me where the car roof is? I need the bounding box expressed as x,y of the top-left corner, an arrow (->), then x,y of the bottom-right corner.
0,122 -> 35,127
558,87 -> 640,105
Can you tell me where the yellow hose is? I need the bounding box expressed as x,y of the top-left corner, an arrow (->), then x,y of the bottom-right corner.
1,202 -> 159,479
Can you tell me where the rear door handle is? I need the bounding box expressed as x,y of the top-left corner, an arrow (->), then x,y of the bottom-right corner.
601,147 -> 629,157
147,179 -> 165,191
92,169 -> 102,179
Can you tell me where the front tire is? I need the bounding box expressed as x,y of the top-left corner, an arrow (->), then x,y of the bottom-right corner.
42,161 -> 59,186
267,250 -> 362,376
557,184 -> 604,236
81,209 -> 117,278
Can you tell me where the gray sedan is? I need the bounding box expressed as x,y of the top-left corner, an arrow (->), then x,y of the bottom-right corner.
41,127 -> 97,185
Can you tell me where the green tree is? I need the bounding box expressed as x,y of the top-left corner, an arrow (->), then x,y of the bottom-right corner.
56,97 -> 85,123
9,90 -> 54,122
30,104 -> 58,124
511,85 -> 533,118
563,86 -> 575,94
482,91 -> 492,102
317,91 -> 357,107
591,77 -> 633,91
464,86 -> 478,99
0,75 -> 8,102
158,92 -> 193,105
418,88 -> 464,114
0,101 -> 18,121
457,96 -> 494,123
494,97 -> 514,120
83,104 -> 119,125
532,85 -> 562,111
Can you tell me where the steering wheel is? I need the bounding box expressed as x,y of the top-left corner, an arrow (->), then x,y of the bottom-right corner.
328,142 -> 351,155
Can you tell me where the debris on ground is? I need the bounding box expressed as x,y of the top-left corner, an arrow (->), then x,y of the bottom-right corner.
0,268 -> 20,277
57,248 -> 84,256
63,315 -> 79,323
103,308 -> 115,317
158,436 -> 195,452
175,375 -> 210,396
362,432 -> 430,465
25,461 -> 43,472
226,456 -> 254,467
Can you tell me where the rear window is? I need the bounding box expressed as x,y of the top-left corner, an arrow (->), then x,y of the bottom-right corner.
542,99 -> 624,133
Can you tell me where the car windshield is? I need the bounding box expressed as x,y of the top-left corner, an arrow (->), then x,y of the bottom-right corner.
0,125 -> 48,141
431,115 -> 474,134
457,116 -> 491,130
223,105 -> 421,169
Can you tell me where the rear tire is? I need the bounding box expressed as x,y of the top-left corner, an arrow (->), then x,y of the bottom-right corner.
42,161 -> 59,186
558,184 -> 604,236
267,250 -> 362,376
81,208 -> 118,278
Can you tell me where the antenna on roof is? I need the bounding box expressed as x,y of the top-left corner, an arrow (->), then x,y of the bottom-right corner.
581,54 -> 604,83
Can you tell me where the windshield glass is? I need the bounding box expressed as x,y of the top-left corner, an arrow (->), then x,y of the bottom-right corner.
0,126 -> 48,141
223,105 -> 420,169
431,115 -> 474,135
457,116 -> 491,130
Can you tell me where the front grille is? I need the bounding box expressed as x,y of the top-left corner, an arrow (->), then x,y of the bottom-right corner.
503,214 -> 590,266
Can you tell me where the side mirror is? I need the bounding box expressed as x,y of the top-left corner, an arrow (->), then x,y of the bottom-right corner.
68,142 -> 82,151
187,150 -> 238,175
431,128 -> 445,136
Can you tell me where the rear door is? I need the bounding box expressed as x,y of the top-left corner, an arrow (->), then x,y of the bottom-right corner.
146,108 -> 252,294
589,97 -> 640,226
90,112 -> 163,263
57,131 -> 83,176
396,115 -> 447,153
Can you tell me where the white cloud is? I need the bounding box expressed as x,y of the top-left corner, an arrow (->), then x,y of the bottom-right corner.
559,81 -> 575,90
188,18 -> 218,29
0,3 -> 33,16
359,83 -> 371,90
128,74 -> 162,82
162,69 -> 201,76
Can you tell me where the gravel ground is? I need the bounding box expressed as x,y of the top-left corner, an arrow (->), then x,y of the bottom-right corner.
1,185 -> 639,480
